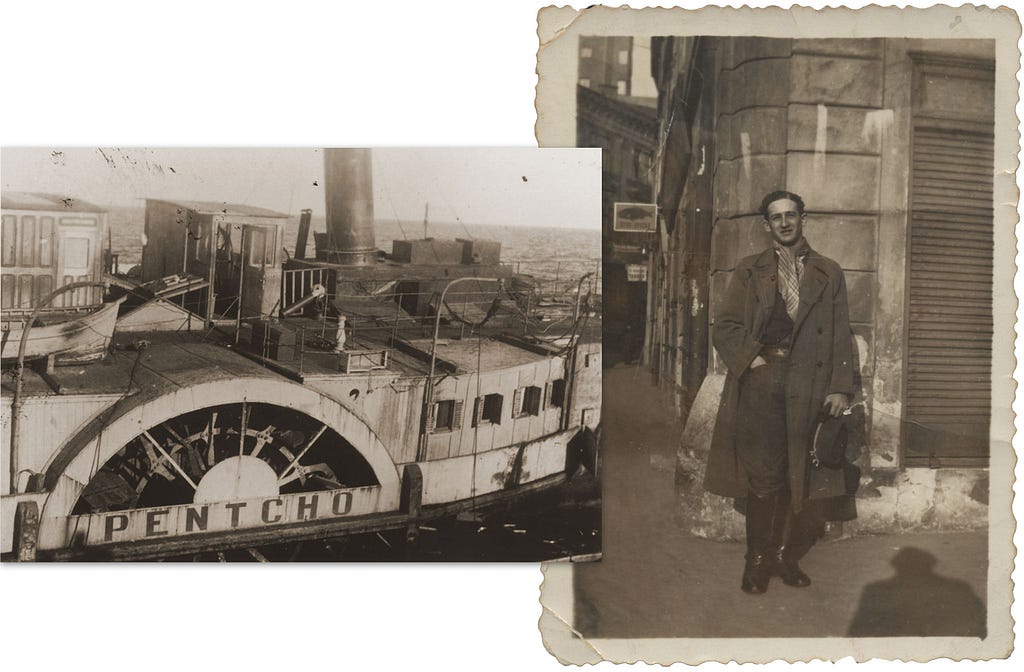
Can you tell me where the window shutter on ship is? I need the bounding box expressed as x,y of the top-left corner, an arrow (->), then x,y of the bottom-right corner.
905,124 -> 994,461
473,397 -> 483,427
452,400 -> 464,430
426,403 -> 436,433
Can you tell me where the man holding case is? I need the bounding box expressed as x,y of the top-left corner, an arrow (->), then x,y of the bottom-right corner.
705,190 -> 856,595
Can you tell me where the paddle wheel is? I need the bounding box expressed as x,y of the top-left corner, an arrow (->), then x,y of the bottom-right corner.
72,401 -> 378,516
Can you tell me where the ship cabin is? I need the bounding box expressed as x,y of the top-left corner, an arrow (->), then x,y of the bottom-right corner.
139,199 -> 288,328
1,192 -> 108,311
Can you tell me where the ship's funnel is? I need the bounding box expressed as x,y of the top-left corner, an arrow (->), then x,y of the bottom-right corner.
323,148 -> 376,265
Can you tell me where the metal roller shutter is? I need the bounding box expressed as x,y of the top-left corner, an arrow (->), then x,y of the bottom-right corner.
905,125 -> 993,461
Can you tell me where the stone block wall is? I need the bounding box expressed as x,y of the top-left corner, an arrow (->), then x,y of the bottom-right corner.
708,36 -> 886,435
674,36 -> 991,538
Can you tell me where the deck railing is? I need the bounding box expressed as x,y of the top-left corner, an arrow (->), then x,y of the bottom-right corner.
282,267 -> 336,310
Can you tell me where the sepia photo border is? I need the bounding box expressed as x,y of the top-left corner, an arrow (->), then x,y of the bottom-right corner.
536,4 -> 1019,663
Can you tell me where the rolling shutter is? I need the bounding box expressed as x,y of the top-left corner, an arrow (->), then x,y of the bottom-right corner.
905,125 -> 993,461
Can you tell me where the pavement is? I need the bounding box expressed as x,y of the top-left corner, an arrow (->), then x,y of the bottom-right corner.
573,364 -> 988,639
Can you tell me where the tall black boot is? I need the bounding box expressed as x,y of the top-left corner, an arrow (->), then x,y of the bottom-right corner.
741,491 -> 777,594
771,495 -> 811,588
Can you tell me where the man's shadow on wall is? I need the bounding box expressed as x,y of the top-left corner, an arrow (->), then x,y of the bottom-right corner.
848,546 -> 986,638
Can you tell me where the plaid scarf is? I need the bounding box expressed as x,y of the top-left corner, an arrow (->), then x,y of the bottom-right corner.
775,238 -> 810,320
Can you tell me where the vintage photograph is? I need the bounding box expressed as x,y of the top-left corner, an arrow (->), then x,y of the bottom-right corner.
537,5 -> 1017,664
0,147 -> 602,562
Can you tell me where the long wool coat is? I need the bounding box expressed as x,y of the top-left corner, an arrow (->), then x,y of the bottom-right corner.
704,246 -> 856,510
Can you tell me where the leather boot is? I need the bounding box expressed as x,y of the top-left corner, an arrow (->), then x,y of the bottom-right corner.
741,492 -> 777,594
771,497 -> 812,588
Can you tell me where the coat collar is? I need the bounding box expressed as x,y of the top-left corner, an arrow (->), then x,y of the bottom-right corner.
751,245 -> 831,333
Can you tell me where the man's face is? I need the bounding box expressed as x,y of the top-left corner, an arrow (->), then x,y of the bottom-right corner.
762,198 -> 805,247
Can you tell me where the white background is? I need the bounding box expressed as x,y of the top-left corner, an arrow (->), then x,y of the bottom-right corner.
1,1 -> 1021,670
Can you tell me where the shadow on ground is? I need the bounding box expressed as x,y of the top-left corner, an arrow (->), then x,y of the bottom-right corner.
573,364 -> 987,639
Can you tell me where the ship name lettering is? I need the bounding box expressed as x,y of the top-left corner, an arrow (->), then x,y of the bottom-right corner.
146,508 -> 170,537
92,488 -> 367,545
296,494 -> 318,520
262,498 -> 284,524
224,501 -> 247,528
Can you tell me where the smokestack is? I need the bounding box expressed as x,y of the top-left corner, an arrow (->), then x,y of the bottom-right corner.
323,148 -> 376,265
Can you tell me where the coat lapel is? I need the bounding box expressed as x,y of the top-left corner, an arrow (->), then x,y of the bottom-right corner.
752,249 -> 777,314
792,253 -> 830,335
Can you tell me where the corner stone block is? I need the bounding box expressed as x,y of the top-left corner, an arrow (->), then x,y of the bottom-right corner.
709,270 -> 732,323
787,104 -> 884,155
712,159 -> 736,216
933,470 -> 988,530
894,469 -> 940,530
726,58 -> 791,114
728,37 -> 793,69
787,153 -> 880,212
844,270 -> 876,324
718,107 -> 788,161
792,38 -> 884,59
791,54 -> 884,107
710,216 -> 772,271
851,324 -> 874,378
803,214 -> 878,271
716,154 -> 787,217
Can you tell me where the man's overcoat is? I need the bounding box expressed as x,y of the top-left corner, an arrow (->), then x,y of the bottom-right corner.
704,246 -> 856,510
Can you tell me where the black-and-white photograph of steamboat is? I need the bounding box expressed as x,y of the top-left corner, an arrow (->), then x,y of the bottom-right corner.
0,147 -> 602,562
569,35 -> 1000,638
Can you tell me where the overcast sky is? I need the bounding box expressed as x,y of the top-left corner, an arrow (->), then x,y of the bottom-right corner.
1,147 -> 601,230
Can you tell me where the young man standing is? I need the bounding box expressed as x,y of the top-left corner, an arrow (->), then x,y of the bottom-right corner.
704,190 -> 856,594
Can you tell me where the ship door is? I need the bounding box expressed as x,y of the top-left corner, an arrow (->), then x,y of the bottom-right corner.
239,223 -> 282,321
57,224 -> 101,307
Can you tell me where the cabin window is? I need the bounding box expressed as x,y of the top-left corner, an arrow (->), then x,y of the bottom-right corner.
2,215 -> 16,265
430,399 -> 464,433
38,217 -> 54,266
247,228 -> 267,268
547,379 -> 567,408
473,393 -> 503,427
19,216 -> 36,266
192,221 -> 208,262
515,386 -> 543,418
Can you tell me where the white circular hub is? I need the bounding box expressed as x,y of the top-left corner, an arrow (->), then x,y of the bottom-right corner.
194,455 -> 280,503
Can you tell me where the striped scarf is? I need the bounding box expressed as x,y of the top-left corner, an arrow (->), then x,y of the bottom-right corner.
775,238 -> 810,320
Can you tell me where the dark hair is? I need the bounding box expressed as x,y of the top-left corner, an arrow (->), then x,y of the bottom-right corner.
759,191 -> 805,219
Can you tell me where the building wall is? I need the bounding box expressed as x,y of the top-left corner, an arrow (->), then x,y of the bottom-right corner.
658,36 -> 994,536
576,85 -> 658,364
578,36 -> 634,96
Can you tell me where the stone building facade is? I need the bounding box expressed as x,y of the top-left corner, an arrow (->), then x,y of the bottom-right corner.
647,37 -> 995,536
577,84 -> 658,365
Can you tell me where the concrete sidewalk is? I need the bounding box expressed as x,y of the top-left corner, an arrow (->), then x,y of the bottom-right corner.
574,364 -> 988,639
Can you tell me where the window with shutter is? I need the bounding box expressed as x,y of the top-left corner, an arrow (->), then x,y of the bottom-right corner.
431,400 -> 460,432
473,394 -> 503,426
518,386 -> 543,417
549,379 -> 567,408
904,56 -> 994,465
